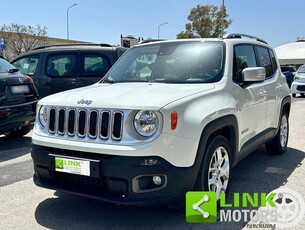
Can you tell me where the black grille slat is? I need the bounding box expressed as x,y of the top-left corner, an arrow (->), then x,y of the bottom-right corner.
78,110 -> 87,137
100,111 -> 110,139
49,108 -> 56,133
53,172 -> 108,192
68,110 -> 76,135
58,109 -> 65,134
89,111 -> 98,137
112,112 -> 123,140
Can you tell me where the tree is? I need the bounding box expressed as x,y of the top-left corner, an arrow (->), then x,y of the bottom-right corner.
0,23 -> 48,57
177,4 -> 232,39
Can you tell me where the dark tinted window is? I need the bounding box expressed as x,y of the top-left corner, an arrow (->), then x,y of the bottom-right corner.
11,55 -> 39,75
256,46 -> 273,78
233,45 -> 257,82
81,53 -> 110,76
46,53 -> 77,77
269,49 -> 278,74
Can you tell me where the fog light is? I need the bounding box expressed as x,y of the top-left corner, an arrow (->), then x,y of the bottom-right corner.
132,175 -> 167,193
153,176 -> 162,185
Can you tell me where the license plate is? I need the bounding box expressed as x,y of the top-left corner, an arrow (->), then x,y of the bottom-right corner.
10,85 -> 30,94
55,157 -> 90,176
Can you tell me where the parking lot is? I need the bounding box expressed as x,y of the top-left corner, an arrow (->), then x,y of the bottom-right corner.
0,97 -> 304,230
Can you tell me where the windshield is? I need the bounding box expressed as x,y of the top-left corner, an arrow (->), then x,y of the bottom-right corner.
103,41 -> 225,84
0,58 -> 16,73
297,65 -> 305,73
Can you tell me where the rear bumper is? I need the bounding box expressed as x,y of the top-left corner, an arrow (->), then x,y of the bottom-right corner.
31,144 -> 199,206
0,100 -> 38,133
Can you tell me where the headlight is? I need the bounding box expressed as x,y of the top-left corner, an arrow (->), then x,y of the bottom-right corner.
134,110 -> 159,137
38,105 -> 48,127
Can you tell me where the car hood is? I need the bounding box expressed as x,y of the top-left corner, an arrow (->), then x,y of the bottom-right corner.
296,72 -> 305,77
39,82 -> 215,110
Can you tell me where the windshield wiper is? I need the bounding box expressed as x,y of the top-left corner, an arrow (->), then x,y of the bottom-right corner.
8,68 -> 19,74
101,78 -> 115,84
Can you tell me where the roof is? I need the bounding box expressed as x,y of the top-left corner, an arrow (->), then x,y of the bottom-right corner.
275,41 -> 305,65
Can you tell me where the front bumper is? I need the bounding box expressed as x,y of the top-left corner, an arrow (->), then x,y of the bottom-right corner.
291,81 -> 305,94
0,100 -> 38,133
32,144 -> 199,206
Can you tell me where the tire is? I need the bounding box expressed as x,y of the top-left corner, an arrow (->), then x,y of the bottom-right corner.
195,135 -> 232,200
265,112 -> 289,155
292,93 -> 296,98
4,124 -> 33,138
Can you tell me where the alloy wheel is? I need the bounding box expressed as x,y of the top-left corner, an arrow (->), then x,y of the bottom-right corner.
208,146 -> 230,199
280,115 -> 288,148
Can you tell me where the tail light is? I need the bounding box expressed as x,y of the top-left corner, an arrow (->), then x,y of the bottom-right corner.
26,76 -> 33,82
0,111 -> 8,116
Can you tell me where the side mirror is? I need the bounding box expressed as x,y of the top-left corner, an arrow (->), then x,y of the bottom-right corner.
242,67 -> 266,83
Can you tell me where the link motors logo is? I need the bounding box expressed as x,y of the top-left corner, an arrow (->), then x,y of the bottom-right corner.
186,188 -> 305,228
260,188 -> 305,229
186,192 -> 217,223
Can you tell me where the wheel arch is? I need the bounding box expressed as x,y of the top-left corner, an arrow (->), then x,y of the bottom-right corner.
281,95 -> 291,117
189,115 -> 239,190
191,115 -> 237,176
275,95 -> 291,135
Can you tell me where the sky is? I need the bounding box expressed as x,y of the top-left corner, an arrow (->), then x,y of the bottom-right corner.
1,0 -> 304,48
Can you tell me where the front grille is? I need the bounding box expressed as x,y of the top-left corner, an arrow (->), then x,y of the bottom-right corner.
48,107 -> 124,141
296,85 -> 305,91
53,172 -> 108,192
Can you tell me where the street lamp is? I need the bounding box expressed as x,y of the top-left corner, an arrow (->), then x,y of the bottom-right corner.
158,22 -> 168,39
221,0 -> 225,37
67,3 -> 77,40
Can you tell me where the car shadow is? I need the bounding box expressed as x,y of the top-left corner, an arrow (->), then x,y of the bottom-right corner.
34,146 -> 305,230
0,135 -> 32,163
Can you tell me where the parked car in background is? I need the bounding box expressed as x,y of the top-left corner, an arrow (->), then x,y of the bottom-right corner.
280,66 -> 296,88
11,43 -> 127,98
291,64 -> 305,97
0,58 -> 39,137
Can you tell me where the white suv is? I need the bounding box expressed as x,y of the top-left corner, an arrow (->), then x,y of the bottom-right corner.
31,34 -> 291,206
291,64 -> 305,97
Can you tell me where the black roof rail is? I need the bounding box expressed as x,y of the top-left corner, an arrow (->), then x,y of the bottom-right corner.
223,33 -> 268,45
33,43 -> 113,50
139,39 -> 165,44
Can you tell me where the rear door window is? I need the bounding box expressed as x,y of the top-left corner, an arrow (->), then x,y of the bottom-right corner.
80,53 -> 111,76
46,53 -> 78,77
256,46 -> 273,78
268,49 -> 278,75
